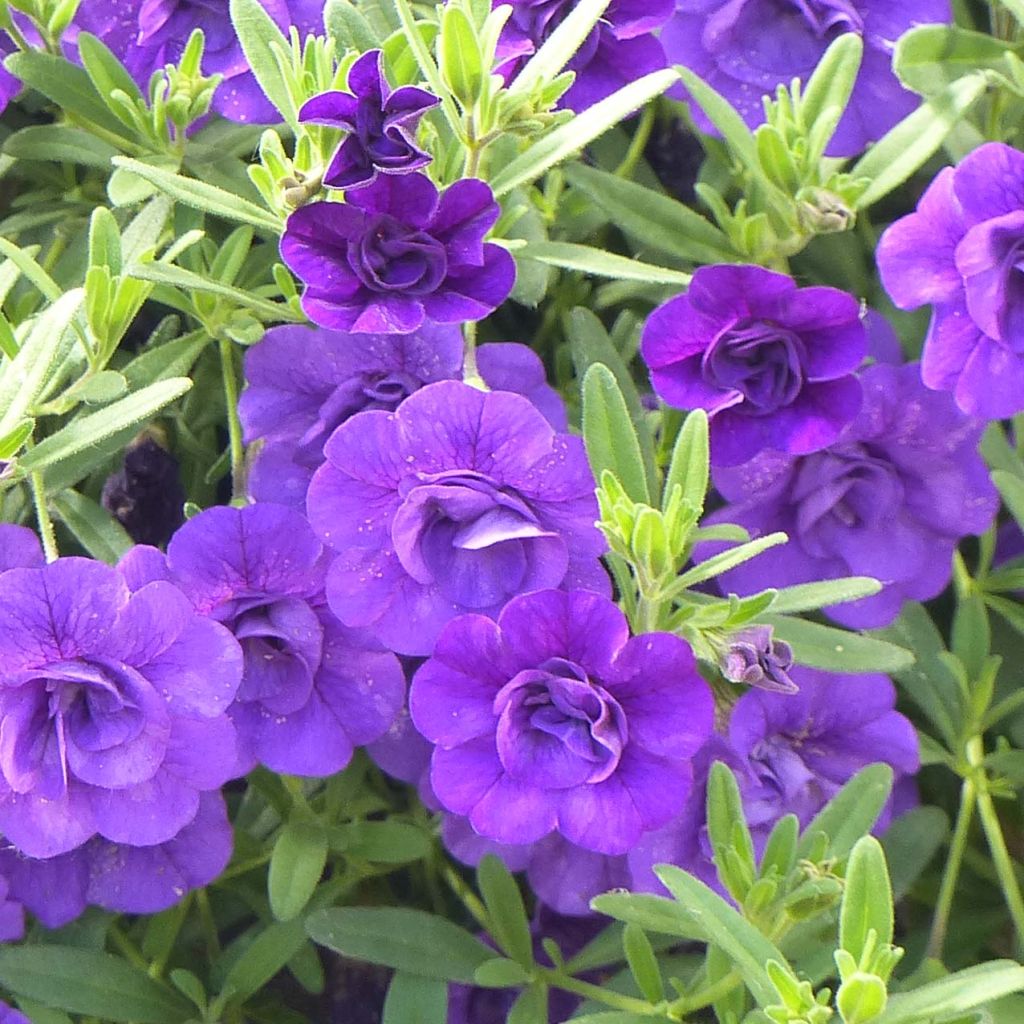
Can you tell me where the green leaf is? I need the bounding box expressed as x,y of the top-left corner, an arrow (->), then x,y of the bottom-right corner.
663,409 -> 709,517
759,814 -> 799,880
0,236 -> 63,302
951,593 -> 990,682
268,821 -> 328,922
230,0 -> 297,128
582,362 -> 651,505
306,907 -> 494,984
675,65 -> 758,170
0,946 -> 191,1023
323,0 -> 378,51
472,958 -> 531,987
760,614 -> 915,674
800,33 -> 863,151
706,761 -> 756,903
0,419 -> 33,460
111,157 -> 282,233
440,4 -> 483,107
222,918 -> 307,1003
795,764 -> 893,862
894,24 -> 1021,96
507,985 -> 548,1024
591,892 -> 705,943
654,865 -> 794,1008
623,924 -> 663,1004
767,577 -> 882,614
2,125 -> 120,170
880,807 -> 948,901
477,855 -> 533,969
840,836 -> 894,958
672,532 -> 788,590
517,240 -> 692,286
328,821 -> 431,864
382,973 -> 448,1024
852,73 -> 987,209
77,31 -> 145,113
18,378 -> 193,473
874,962 -> 1024,1024
565,163 -> 736,266
51,489 -> 133,564
491,69 -> 678,198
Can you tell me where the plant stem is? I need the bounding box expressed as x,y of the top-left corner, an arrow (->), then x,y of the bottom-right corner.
539,967 -> 664,1016
926,776 -> 976,960
462,321 -> 485,389
441,861 -> 490,933
670,967 -> 742,1015
218,336 -> 245,502
29,465 -> 58,562
195,888 -> 222,963
615,102 -> 656,179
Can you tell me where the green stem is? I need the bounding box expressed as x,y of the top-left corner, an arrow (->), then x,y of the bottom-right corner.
615,102 -> 656,179
538,967 -> 664,1016
195,889 -> 221,963
218,336 -> 245,502
670,967 -> 742,1015
441,862 -> 490,933
29,465 -> 58,562
461,321 -> 485,389
970,736 -> 1024,957
926,776 -> 976,961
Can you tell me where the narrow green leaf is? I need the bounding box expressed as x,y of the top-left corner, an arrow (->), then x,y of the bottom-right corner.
77,31 -> 145,111
491,69 -> 678,198
852,73 -> 987,209
517,240 -> 692,286
623,924 -> 663,1004
51,489 -> 133,564
673,532 -> 788,590
323,0 -> 378,51
306,907 -> 494,983
0,419 -> 33,460
894,24 -> 1021,95
800,33 -> 863,143
759,814 -> 799,880
706,761 -> 756,902
768,577 -> 882,613
269,821 -> 328,922
222,918 -> 307,1003
3,125 -> 120,170
874,962 -> 1024,1024
0,236 -> 63,302
440,5 -> 483,107
230,0 -> 297,127
761,614 -> 915,674
840,836 -> 894,957
591,892 -> 705,943
663,409 -> 709,517
0,947 -> 191,1023
880,807 -> 948,901
477,855 -> 533,969
18,378 -> 193,473
382,973 -> 448,1024
582,362 -> 651,504
473,958 -> 531,987
328,821 -> 430,864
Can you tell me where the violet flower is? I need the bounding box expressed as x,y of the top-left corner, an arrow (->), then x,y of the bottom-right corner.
411,589 -> 714,854
280,173 -> 515,334
703,362 -> 998,629
73,0 -> 326,123
877,142 -> 1024,419
628,668 -> 920,894
238,325 -> 565,509
0,525 -> 43,573
306,381 -> 608,656
0,1003 -> 29,1024
719,625 -> 796,694
139,503 -> 406,777
493,0 -> 673,111
0,557 -> 242,859
662,0 -> 951,157
641,265 -> 866,466
299,49 -> 438,190
0,34 -> 19,115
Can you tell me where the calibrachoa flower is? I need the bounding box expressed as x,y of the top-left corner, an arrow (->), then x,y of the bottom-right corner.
0,557 -> 242,859
641,265 -> 865,467
410,589 -> 714,854
493,0 -> 673,111
704,362 -> 998,628
0,35 -> 18,115
662,0 -> 951,156
73,0 -> 325,123
306,381 -> 608,656
299,49 -> 438,190
0,525 -> 43,572
0,790 -> 233,924
0,1003 -> 29,1024
142,503 -> 405,777
877,142 -> 1024,419
719,625 -> 796,694
280,173 -> 515,334
629,668 -> 920,894
239,325 -> 566,509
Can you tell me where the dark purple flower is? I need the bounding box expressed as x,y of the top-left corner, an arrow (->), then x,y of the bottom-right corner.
0,34 -> 19,115
299,50 -> 438,190
411,589 -> 713,854
0,876 -> 24,944
0,1003 -> 29,1024
642,265 -> 865,466
306,381 -> 608,656
154,503 -> 405,777
0,790 -> 233,925
703,362 -> 998,628
238,324 -> 565,509
0,525 -> 43,573
0,557 -> 242,859
628,668 -> 919,893
663,0 -> 951,157
280,173 -> 516,334
494,0 -> 673,111
719,625 -> 796,694
72,0 -> 325,123
877,142 -> 1024,419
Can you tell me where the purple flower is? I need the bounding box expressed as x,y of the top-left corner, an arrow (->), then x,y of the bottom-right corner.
280,174 -> 515,334
494,0 -> 673,111
0,34 -> 19,115
877,142 -> 1024,419
0,790 -> 233,925
238,324 -> 566,509
628,668 -> 919,893
0,557 -> 242,859
0,525 -> 43,573
703,362 -> 998,628
662,0 -> 951,157
0,1003 -> 29,1024
148,503 -> 405,777
299,50 -> 438,190
642,265 -> 866,466
72,0 -> 325,123
411,589 -> 714,854
306,381 -> 608,656
719,625 -> 796,694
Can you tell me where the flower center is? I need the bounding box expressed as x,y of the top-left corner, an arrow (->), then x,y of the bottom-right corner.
350,215 -> 448,296
955,210 -> 1024,350
788,0 -> 863,36
493,657 -> 628,788
703,317 -> 806,414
